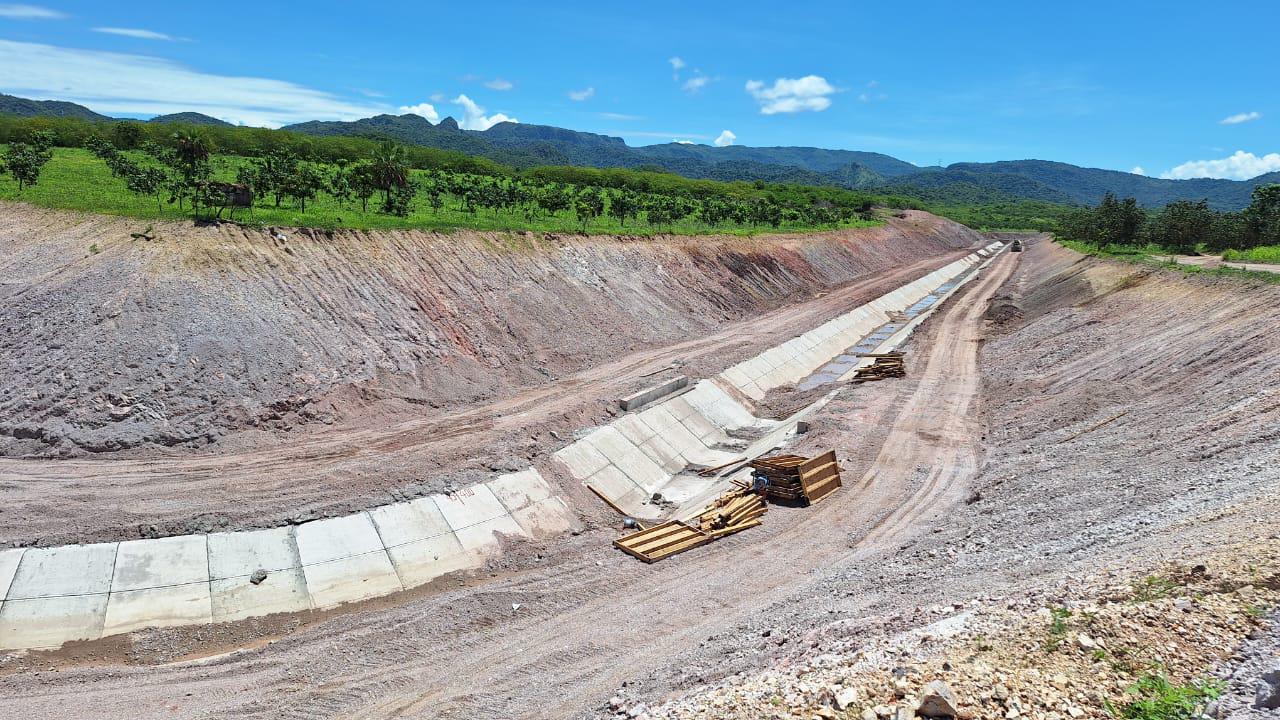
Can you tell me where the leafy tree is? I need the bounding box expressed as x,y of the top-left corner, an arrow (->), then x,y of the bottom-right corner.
111,122 -> 144,150
1244,184 -> 1280,246
607,189 -> 639,227
283,162 -> 327,212
1152,199 -> 1214,254
2,133 -> 53,191
574,188 -> 604,229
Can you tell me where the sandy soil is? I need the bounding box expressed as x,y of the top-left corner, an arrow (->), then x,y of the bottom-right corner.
1160,254 -> 1280,274
4,236 -> 1278,720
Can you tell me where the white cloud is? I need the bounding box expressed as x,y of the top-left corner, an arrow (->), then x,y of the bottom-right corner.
0,4 -> 64,19
92,27 -> 180,41
1160,150 -> 1280,180
668,56 -> 685,71
745,75 -> 835,114
0,39 -> 386,127
484,78 -> 513,91
599,111 -> 640,121
682,75 -> 711,93
714,129 -> 736,147
452,93 -> 516,130
429,92 -> 446,103
568,86 -> 595,101
1130,166 -> 1146,176
674,140 -> 694,144
399,102 -> 439,122
1220,111 -> 1262,125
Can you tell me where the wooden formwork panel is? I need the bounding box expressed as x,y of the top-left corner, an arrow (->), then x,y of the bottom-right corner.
799,450 -> 841,504
613,521 -> 710,563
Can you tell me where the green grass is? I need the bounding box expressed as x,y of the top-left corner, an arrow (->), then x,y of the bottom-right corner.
1224,245 -> 1280,264
1059,238 -> 1280,285
1106,673 -> 1222,720
0,147 -> 881,237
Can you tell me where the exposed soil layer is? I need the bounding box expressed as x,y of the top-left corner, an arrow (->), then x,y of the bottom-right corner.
0,205 -> 976,459
0,205 -> 980,546
3,238 -> 1278,720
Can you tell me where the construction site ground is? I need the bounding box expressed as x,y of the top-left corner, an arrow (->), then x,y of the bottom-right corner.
2,211 -> 1279,720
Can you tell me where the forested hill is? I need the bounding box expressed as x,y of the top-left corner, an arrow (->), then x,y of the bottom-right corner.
3,92 -> 1277,210
0,93 -> 113,122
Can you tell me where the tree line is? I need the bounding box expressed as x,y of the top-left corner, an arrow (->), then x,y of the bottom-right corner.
3,119 -> 891,231
1059,188 -> 1280,254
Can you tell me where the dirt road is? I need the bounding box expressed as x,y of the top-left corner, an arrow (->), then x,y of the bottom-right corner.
0,253 -> 1018,719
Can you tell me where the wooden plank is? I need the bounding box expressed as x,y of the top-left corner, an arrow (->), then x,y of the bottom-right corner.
588,481 -> 629,515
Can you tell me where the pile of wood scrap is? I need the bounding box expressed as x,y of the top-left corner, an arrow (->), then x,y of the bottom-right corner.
850,353 -> 905,382
697,487 -> 767,538
748,450 -> 842,505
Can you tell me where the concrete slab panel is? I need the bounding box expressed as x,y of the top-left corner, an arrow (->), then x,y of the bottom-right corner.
103,582 -> 212,636
303,551 -> 403,609
453,515 -> 527,557
385,532 -> 474,588
584,427 -> 668,493
369,497 -> 453,548
639,433 -> 687,474
0,549 -> 24,601
678,409 -> 727,445
0,595 -> 108,650
662,395 -> 698,422
6,543 -> 118,600
296,513 -> 402,608
639,406 -> 705,455
210,568 -> 310,623
586,464 -> 641,498
207,527 -> 310,622
511,497 -> 577,537
435,484 -> 510,531
552,437 -> 610,480
486,469 -> 555,512
112,535 -> 209,592
613,414 -> 656,446
296,512 -> 386,565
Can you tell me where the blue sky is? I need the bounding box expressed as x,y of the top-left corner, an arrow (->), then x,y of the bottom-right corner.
1,0 -> 1276,179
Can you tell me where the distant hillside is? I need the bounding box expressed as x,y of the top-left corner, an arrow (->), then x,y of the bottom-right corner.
3,91 -> 1278,210
148,112 -> 233,127
0,93 -> 111,122
934,160 -> 1277,210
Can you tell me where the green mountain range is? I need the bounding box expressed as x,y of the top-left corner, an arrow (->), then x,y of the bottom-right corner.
3,92 -> 1276,210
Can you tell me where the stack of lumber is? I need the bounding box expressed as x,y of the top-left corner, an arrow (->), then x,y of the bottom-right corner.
697,488 -> 767,538
747,453 -> 808,502
749,450 -> 842,505
851,353 -> 905,382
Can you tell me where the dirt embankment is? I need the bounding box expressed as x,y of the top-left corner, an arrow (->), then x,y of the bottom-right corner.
638,237 -> 1280,719
0,205 -> 979,458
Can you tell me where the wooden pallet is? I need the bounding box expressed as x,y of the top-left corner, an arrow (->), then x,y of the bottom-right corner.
613,521 -> 711,563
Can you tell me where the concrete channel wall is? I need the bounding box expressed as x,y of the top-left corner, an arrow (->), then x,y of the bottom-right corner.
0,242 -> 1001,651
0,470 -> 576,650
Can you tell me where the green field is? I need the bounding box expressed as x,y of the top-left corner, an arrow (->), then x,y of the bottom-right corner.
0,147 -> 886,236
1223,245 -> 1280,264
1058,238 -> 1280,285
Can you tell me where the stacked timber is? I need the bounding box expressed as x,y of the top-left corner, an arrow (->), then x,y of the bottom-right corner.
747,454 -> 808,502
749,450 -> 842,505
697,488 -> 767,538
851,353 -> 905,382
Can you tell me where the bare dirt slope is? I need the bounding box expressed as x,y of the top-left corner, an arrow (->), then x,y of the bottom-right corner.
5,239 -> 1277,720
0,205 -> 977,459
0,206 -> 982,546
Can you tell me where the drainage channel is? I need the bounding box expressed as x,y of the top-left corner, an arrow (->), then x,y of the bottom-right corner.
796,270 -> 973,390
